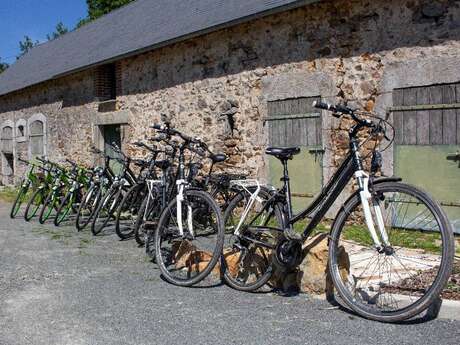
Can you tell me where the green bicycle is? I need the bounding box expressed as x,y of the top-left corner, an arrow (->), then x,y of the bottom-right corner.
24,159 -> 56,221
38,165 -> 70,224
54,160 -> 91,226
10,157 -> 46,219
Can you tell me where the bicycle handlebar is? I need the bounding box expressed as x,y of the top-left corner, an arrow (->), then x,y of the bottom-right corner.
313,100 -> 374,128
313,100 -> 354,115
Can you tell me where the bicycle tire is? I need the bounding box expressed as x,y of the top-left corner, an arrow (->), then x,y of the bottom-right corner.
38,190 -> 56,224
10,185 -> 28,218
54,192 -> 74,226
75,186 -> 101,231
154,189 -> 225,286
329,182 -> 455,322
115,184 -> 145,240
24,188 -> 46,221
91,188 -> 122,235
222,187 -> 284,291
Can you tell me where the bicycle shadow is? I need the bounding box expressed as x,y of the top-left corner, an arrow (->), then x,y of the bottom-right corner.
324,292 -> 441,324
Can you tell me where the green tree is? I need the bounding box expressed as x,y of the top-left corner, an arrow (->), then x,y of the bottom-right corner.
0,58 -> 8,74
87,0 -> 135,19
47,22 -> 69,41
77,0 -> 134,27
17,36 -> 39,59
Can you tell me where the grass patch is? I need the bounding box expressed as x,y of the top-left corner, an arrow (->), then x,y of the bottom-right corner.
78,236 -> 94,249
32,227 -> 73,244
0,186 -> 19,203
244,214 -> 456,255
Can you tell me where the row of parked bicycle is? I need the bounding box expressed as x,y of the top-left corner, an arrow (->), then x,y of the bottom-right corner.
8,101 -> 456,323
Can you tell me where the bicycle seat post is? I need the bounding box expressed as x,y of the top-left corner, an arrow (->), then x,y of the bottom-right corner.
281,159 -> 294,222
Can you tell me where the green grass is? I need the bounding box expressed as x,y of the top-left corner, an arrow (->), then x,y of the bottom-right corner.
0,186 -> 20,203
274,216 -> 456,255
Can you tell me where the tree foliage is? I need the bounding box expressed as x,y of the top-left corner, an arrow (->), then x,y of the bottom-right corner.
0,58 -> 8,74
47,22 -> 69,41
77,0 -> 135,27
87,0 -> 135,19
17,36 -> 39,59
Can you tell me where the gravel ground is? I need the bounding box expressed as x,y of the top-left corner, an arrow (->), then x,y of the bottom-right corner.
0,203 -> 459,345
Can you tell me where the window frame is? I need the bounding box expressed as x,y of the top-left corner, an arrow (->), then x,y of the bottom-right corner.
27,113 -> 47,159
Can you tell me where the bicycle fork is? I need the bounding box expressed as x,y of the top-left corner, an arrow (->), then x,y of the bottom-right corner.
355,170 -> 390,251
176,180 -> 193,237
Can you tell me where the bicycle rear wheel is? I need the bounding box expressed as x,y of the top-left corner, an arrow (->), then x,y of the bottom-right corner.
76,186 -> 101,231
329,182 -> 455,322
154,189 -> 224,286
222,187 -> 284,291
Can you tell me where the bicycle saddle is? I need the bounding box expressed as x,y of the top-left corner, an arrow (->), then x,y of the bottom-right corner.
211,153 -> 227,163
265,147 -> 301,160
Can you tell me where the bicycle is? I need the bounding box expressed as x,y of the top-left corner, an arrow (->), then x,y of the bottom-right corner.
24,158 -> 57,222
54,159 -> 92,226
38,163 -> 70,224
222,101 -> 455,322
90,143 -> 137,235
10,157 -> 46,218
75,147 -> 116,231
152,123 -> 225,286
114,139 -> 170,241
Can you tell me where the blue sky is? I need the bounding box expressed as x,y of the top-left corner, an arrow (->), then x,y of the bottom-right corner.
0,0 -> 87,64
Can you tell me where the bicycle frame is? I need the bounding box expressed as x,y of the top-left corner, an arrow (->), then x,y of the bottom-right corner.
240,135 -> 390,250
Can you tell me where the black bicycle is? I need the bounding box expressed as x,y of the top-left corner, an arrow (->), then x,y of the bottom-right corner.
222,101 -> 455,322
75,147 -> 116,231
90,144 -> 137,235
114,140 -> 164,241
151,123 -> 225,287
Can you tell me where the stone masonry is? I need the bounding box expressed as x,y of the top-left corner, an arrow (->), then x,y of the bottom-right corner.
1,0 -> 460,188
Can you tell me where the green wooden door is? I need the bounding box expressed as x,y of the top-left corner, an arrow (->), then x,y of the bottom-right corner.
267,97 -> 323,212
103,124 -> 122,175
392,84 -> 460,234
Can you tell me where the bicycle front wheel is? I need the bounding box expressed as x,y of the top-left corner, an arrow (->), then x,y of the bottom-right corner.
115,184 -> 145,241
76,186 -> 101,231
91,188 -> 123,235
24,188 -> 46,221
54,192 -> 74,226
10,185 -> 28,218
39,191 -> 57,224
329,182 -> 454,322
154,189 -> 224,286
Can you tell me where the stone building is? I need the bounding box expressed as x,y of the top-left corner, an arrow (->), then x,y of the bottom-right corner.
1,0 -> 460,228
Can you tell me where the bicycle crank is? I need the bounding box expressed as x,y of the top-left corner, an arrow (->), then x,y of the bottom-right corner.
274,239 -> 303,271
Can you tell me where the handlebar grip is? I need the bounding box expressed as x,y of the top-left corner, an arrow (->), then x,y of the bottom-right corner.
313,100 -> 333,111
151,123 -> 164,130
312,101 -> 353,115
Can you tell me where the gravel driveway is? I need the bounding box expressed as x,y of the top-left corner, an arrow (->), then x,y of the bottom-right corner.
0,202 -> 459,345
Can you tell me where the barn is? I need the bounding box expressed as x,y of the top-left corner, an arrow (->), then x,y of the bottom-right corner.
1,0 -> 459,230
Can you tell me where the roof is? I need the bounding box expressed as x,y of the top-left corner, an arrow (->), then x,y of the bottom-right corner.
0,0 -> 319,97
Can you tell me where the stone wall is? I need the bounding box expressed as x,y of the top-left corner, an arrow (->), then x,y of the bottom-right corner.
0,70 -> 97,183
1,0 -> 460,189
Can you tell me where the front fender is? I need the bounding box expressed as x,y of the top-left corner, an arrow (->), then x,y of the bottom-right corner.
372,176 -> 402,184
